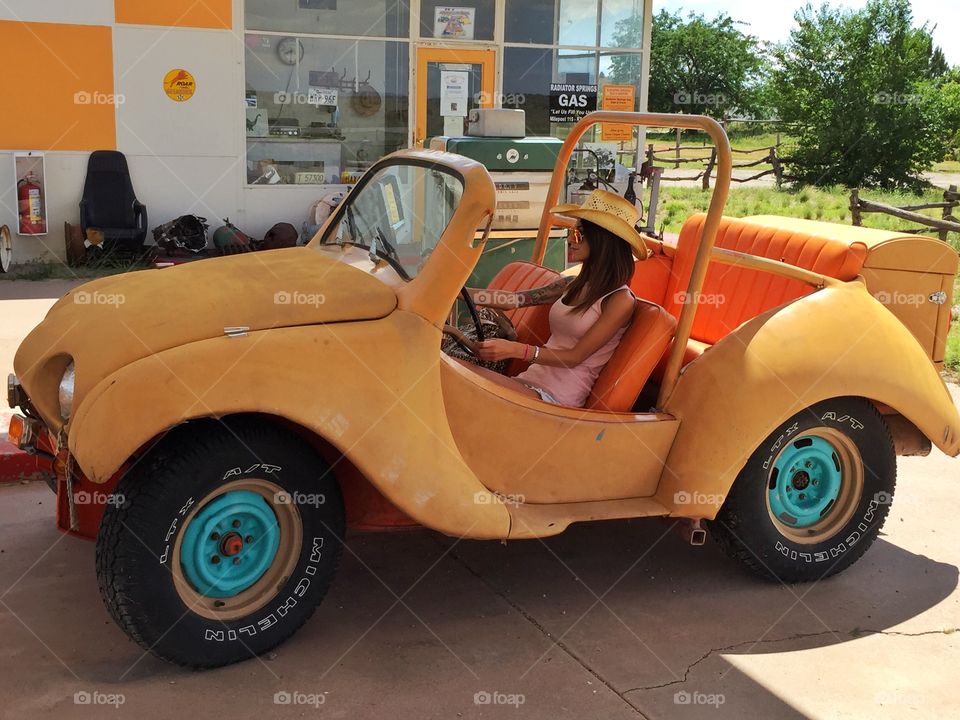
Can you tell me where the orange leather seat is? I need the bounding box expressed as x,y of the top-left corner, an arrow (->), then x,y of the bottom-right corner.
488,261 -> 561,376
585,300 -> 677,412
643,214 -> 870,380
665,214 -> 869,344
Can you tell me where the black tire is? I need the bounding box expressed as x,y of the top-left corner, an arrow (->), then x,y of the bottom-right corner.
710,397 -> 896,583
95,418 -> 344,668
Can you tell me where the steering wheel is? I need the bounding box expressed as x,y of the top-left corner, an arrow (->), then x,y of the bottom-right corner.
459,287 -> 486,343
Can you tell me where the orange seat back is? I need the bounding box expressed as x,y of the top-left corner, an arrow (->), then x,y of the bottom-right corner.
585,300 -> 677,413
665,215 -> 869,345
488,261 -> 561,375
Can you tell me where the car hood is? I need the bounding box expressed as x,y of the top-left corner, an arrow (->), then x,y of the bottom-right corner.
13,247 -> 397,429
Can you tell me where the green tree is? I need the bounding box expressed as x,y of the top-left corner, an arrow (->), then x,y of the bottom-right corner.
609,10 -> 767,119
772,0 -> 950,189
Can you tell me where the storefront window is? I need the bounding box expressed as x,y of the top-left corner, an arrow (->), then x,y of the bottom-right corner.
244,35 -> 408,185
558,0 -> 598,46
600,0 -> 644,49
502,47 -> 598,137
599,52 -> 642,101
245,0 -> 409,38
419,1 -> 495,41
504,0 -> 554,44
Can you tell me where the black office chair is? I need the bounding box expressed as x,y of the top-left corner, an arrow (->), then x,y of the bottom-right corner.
79,150 -> 148,254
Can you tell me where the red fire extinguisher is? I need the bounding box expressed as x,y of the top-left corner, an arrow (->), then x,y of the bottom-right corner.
18,172 -> 47,235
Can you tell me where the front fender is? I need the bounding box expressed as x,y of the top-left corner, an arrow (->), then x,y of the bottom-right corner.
657,281 -> 960,518
68,311 -> 510,539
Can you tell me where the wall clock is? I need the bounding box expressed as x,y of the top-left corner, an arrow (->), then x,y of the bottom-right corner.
277,37 -> 304,65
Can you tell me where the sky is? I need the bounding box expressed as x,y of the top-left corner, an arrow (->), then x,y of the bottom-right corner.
655,0 -> 960,65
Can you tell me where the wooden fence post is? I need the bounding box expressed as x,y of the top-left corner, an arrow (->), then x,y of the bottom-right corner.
770,148 -> 783,186
941,185 -> 958,242
850,189 -> 862,227
675,128 -> 682,169
703,148 -> 717,190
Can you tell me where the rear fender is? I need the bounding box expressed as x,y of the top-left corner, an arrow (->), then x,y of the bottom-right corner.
658,281 -> 959,518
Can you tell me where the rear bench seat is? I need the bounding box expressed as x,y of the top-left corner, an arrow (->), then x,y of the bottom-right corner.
637,214 -> 870,371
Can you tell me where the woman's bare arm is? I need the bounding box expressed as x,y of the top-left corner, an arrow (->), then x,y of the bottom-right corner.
475,290 -> 635,366
468,276 -> 573,310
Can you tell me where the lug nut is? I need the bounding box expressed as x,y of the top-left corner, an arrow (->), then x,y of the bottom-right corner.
232,558 -> 241,565
210,532 -> 220,541
211,556 -> 221,564
798,493 -> 806,501
245,535 -> 253,543
232,519 -> 241,529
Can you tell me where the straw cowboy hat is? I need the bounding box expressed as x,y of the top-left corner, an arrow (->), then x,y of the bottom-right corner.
551,189 -> 651,260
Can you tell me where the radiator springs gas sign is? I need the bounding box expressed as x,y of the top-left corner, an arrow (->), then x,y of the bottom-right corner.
549,83 -> 598,123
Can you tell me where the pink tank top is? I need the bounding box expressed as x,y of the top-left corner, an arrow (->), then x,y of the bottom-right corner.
515,285 -> 633,407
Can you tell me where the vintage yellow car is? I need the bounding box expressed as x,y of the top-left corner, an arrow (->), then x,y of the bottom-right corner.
7,113 -> 959,668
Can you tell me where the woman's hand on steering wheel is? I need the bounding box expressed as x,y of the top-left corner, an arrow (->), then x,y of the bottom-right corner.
475,339 -> 525,362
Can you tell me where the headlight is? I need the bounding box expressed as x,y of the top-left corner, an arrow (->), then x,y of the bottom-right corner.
59,362 -> 75,422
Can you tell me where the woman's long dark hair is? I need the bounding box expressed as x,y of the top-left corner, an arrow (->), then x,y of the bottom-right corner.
563,220 -> 634,313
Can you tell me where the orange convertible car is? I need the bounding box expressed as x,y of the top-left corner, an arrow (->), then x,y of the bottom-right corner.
7,112 -> 959,667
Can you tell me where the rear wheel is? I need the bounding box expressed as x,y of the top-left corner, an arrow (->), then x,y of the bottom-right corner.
710,397 -> 896,583
96,419 -> 344,667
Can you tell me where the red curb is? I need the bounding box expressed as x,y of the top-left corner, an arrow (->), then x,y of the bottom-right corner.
0,439 -> 51,484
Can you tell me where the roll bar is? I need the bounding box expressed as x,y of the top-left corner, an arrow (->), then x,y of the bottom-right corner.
533,112 -> 733,409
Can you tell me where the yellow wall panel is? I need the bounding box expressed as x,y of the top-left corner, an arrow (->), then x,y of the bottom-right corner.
114,0 -> 232,29
0,21 -> 116,151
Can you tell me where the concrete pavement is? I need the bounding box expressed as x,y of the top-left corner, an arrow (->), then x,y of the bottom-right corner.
0,280 -> 958,719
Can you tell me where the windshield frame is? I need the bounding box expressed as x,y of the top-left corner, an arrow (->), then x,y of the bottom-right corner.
313,157 -> 467,263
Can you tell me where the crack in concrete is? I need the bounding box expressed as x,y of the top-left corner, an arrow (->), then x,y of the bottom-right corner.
623,627 -> 959,694
439,540 -> 652,720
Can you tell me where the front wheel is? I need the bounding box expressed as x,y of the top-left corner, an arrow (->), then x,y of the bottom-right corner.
96,419 -> 344,668
710,397 -> 896,583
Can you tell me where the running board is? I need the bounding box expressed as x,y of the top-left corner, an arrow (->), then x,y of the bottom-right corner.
507,496 -> 670,539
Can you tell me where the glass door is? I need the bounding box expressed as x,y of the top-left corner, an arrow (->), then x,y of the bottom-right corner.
415,47 -> 495,146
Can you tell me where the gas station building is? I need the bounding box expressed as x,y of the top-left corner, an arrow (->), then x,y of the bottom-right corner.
0,0 -> 652,263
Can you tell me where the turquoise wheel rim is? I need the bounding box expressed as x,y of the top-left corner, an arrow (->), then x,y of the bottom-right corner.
766,429 -> 864,544
173,479 -> 302,620
180,490 -> 280,597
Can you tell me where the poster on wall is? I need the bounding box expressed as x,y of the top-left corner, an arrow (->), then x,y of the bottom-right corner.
600,84 -> 636,141
434,7 -> 475,40
440,70 -> 469,117
549,83 -> 598,124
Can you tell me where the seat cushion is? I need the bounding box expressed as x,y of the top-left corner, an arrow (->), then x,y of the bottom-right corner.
585,300 -> 677,413
665,214 -> 869,345
488,261 -> 561,376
